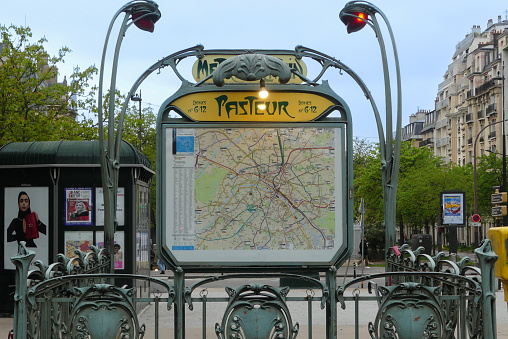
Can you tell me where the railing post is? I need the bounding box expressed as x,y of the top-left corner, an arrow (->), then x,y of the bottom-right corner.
10,242 -> 35,339
475,240 -> 498,339
326,266 -> 337,339
174,267 -> 185,339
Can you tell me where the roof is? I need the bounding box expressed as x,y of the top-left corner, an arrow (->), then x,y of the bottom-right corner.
0,140 -> 152,170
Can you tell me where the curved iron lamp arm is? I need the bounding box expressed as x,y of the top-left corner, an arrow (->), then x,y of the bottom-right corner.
97,0 -> 160,273
339,1 -> 402,266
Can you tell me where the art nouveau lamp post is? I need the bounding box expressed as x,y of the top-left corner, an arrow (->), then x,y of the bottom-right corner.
339,1 -> 402,268
98,0 -> 160,272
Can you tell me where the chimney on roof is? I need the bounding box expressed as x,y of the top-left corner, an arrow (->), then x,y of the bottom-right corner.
499,15 -> 502,23
472,25 -> 481,34
488,19 -> 493,28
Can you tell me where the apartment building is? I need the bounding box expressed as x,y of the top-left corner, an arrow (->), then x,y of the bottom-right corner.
402,109 -> 427,147
432,17 -> 508,166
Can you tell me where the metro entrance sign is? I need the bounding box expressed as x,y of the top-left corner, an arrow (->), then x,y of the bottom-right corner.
168,91 -> 335,122
191,54 -> 308,85
157,48 -> 353,270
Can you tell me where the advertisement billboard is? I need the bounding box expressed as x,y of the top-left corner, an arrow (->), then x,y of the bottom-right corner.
4,187 -> 49,269
441,191 -> 466,226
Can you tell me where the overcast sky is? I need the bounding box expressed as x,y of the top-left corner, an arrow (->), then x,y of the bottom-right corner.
1,0 -> 507,141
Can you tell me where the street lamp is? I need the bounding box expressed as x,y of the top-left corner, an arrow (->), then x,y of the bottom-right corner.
131,91 -> 142,151
97,0 -> 160,272
339,1 -> 402,270
492,69 -> 506,226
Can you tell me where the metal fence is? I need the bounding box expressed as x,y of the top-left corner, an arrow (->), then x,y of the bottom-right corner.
12,240 -> 497,338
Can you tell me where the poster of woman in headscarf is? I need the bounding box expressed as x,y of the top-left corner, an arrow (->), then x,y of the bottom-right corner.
65,188 -> 92,226
4,187 -> 49,270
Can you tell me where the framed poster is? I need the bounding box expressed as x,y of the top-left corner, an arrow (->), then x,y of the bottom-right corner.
96,231 -> 125,270
95,187 -> 125,226
441,191 -> 466,226
64,231 -> 94,258
65,188 -> 92,226
4,187 -> 49,270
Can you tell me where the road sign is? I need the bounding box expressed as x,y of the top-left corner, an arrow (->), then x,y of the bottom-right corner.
472,214 -> 481,223
491,192 -> 507,204
492,205 -> 507,217
471,222 -> 481,227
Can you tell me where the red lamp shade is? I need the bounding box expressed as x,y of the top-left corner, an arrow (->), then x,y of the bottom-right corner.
132,12 -> 159,32
342,12 -> 368,34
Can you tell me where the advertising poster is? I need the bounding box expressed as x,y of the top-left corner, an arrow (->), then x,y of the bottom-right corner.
65,188 -> 93,226
95,187 -> 125,226
4,187 -> 49,270
96,231 -> 125,270
442,191 -> 465,225
65,231 -> 94,258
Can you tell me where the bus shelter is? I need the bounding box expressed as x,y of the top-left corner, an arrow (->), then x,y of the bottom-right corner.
0,140 -> 154,313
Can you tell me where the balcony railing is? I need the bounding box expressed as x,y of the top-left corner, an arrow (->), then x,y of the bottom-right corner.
436,100 -> 449,110
465,113 -> 473,122
477,110 -> 485,119
486,103 -> 497,116
489,131 -> 497,139
419,138 -> 434,147
475,79 -> 496,96
468,137 -> 473,144
436,137 -> 448,147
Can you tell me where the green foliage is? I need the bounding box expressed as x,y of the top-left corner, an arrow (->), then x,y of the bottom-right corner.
353,138 -> 382,224
0,25 -> 97,144
397,143 -> 446,229
119,101 -> 157,163
352,137 -> 377,173
353,139 -> 486,249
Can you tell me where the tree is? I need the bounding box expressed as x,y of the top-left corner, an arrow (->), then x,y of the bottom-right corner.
397,143 -> 446,234
119,101 -> 157,162
0,25 -> 97,144
352,137 -> 381,221
353,137 -> 377,172
354,140 -> 468,250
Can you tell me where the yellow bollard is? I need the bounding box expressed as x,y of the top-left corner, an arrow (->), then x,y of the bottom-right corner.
489,227 -> 508,311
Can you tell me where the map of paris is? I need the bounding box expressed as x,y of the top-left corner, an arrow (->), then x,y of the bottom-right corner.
168,127 -> 338,253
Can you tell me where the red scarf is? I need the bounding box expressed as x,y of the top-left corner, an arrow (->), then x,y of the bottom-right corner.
24,212 -> 39,240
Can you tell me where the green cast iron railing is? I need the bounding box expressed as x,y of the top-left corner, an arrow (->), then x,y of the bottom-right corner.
12,240 -> 497,338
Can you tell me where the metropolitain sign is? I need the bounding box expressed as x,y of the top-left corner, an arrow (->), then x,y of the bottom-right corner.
192,54 -> 307,84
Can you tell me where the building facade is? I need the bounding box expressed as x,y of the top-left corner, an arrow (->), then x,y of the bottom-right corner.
433,17 -> 508,166
402,109 -> 428,147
